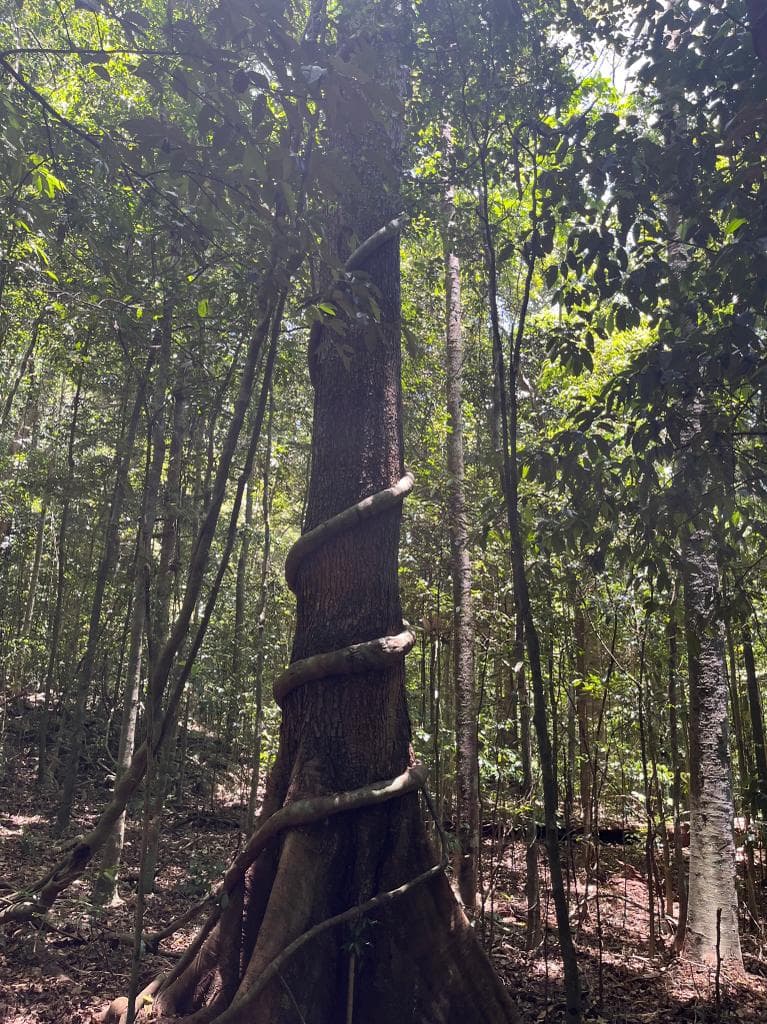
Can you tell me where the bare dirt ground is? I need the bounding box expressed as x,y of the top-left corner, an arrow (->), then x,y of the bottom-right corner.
1,741 -> 765,1024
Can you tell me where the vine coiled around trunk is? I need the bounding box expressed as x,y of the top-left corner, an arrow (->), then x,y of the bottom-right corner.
275,471 -> 416,705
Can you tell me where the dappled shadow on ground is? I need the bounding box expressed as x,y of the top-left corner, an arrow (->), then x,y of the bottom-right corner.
0,723 -> 245,1024
490,840 -> 767,1023
1,721 -> 766,1024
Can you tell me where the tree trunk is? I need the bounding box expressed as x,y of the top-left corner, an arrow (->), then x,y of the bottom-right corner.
104,10 -> 517,1022
574,598 -> 595,842
480,138 -> 582,1020
37,369 -> 82,788
518,625 -> 541,949
94,558 -> 144,904
682,527 -> 743,968
246,390 -> 274,832
743,622 -> 767,818
20,501 -> 47,648
93,310 -> 173,903
55,349 -> 148,834
636,619 -> 657,955
139,376 -> 189,892
441,124 -> 480,910
668,597 -> 689,952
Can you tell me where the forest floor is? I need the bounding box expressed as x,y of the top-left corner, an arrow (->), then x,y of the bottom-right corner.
0,733 -> 766,1023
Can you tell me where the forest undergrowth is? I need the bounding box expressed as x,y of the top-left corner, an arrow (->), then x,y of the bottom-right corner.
1,707 -> 765,1024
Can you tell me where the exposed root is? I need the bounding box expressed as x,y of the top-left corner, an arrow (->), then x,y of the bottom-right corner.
103,765 -> 430,1023
192,856 -> 447,1024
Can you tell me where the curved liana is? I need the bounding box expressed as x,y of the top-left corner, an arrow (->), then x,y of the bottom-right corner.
274,471 -> 417,706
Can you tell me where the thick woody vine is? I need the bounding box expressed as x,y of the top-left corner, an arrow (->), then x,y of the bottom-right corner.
105,218 -> 449,1024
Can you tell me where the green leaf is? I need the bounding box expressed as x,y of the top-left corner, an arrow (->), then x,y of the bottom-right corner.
724,217 -> 747,235
197,298 -> 209,318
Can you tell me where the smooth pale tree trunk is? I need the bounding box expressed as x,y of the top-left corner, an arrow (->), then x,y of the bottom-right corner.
682,526 -> 743,968
441,125 -> 480,910
38,370 -> 82,788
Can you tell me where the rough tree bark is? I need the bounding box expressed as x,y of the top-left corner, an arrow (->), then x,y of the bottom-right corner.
667,595 -> 689,953
663,178 -> 742,967
441,123 -> 480,910
681,523 -> 743,968
104,7 -> 518,1022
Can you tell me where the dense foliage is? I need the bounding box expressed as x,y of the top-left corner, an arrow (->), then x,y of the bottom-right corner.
1,0 -> 766,1020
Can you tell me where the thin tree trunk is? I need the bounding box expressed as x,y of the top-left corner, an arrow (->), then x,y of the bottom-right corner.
668,596 -> 689,952
21,502 -> 47,642
139,377 -> 189,892
55,350 -> 149,834
744,622 -> 767,818
37,369 -> 83,788
518,624 -> 541,948
574,598 -> 595,844
93,308 -> 173,902
441,123 -> 479,910
636,618 -> 656,955
480,139 -> 581,1020
94,542 -> 144,904
723,612 -> 760,923
246,389 -> 274,831
682,525 -> 743,967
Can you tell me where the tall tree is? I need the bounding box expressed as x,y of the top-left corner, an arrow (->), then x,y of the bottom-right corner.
106,4 -> 517,1022
441,123 -> 480,909
680,440 -> 742,967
